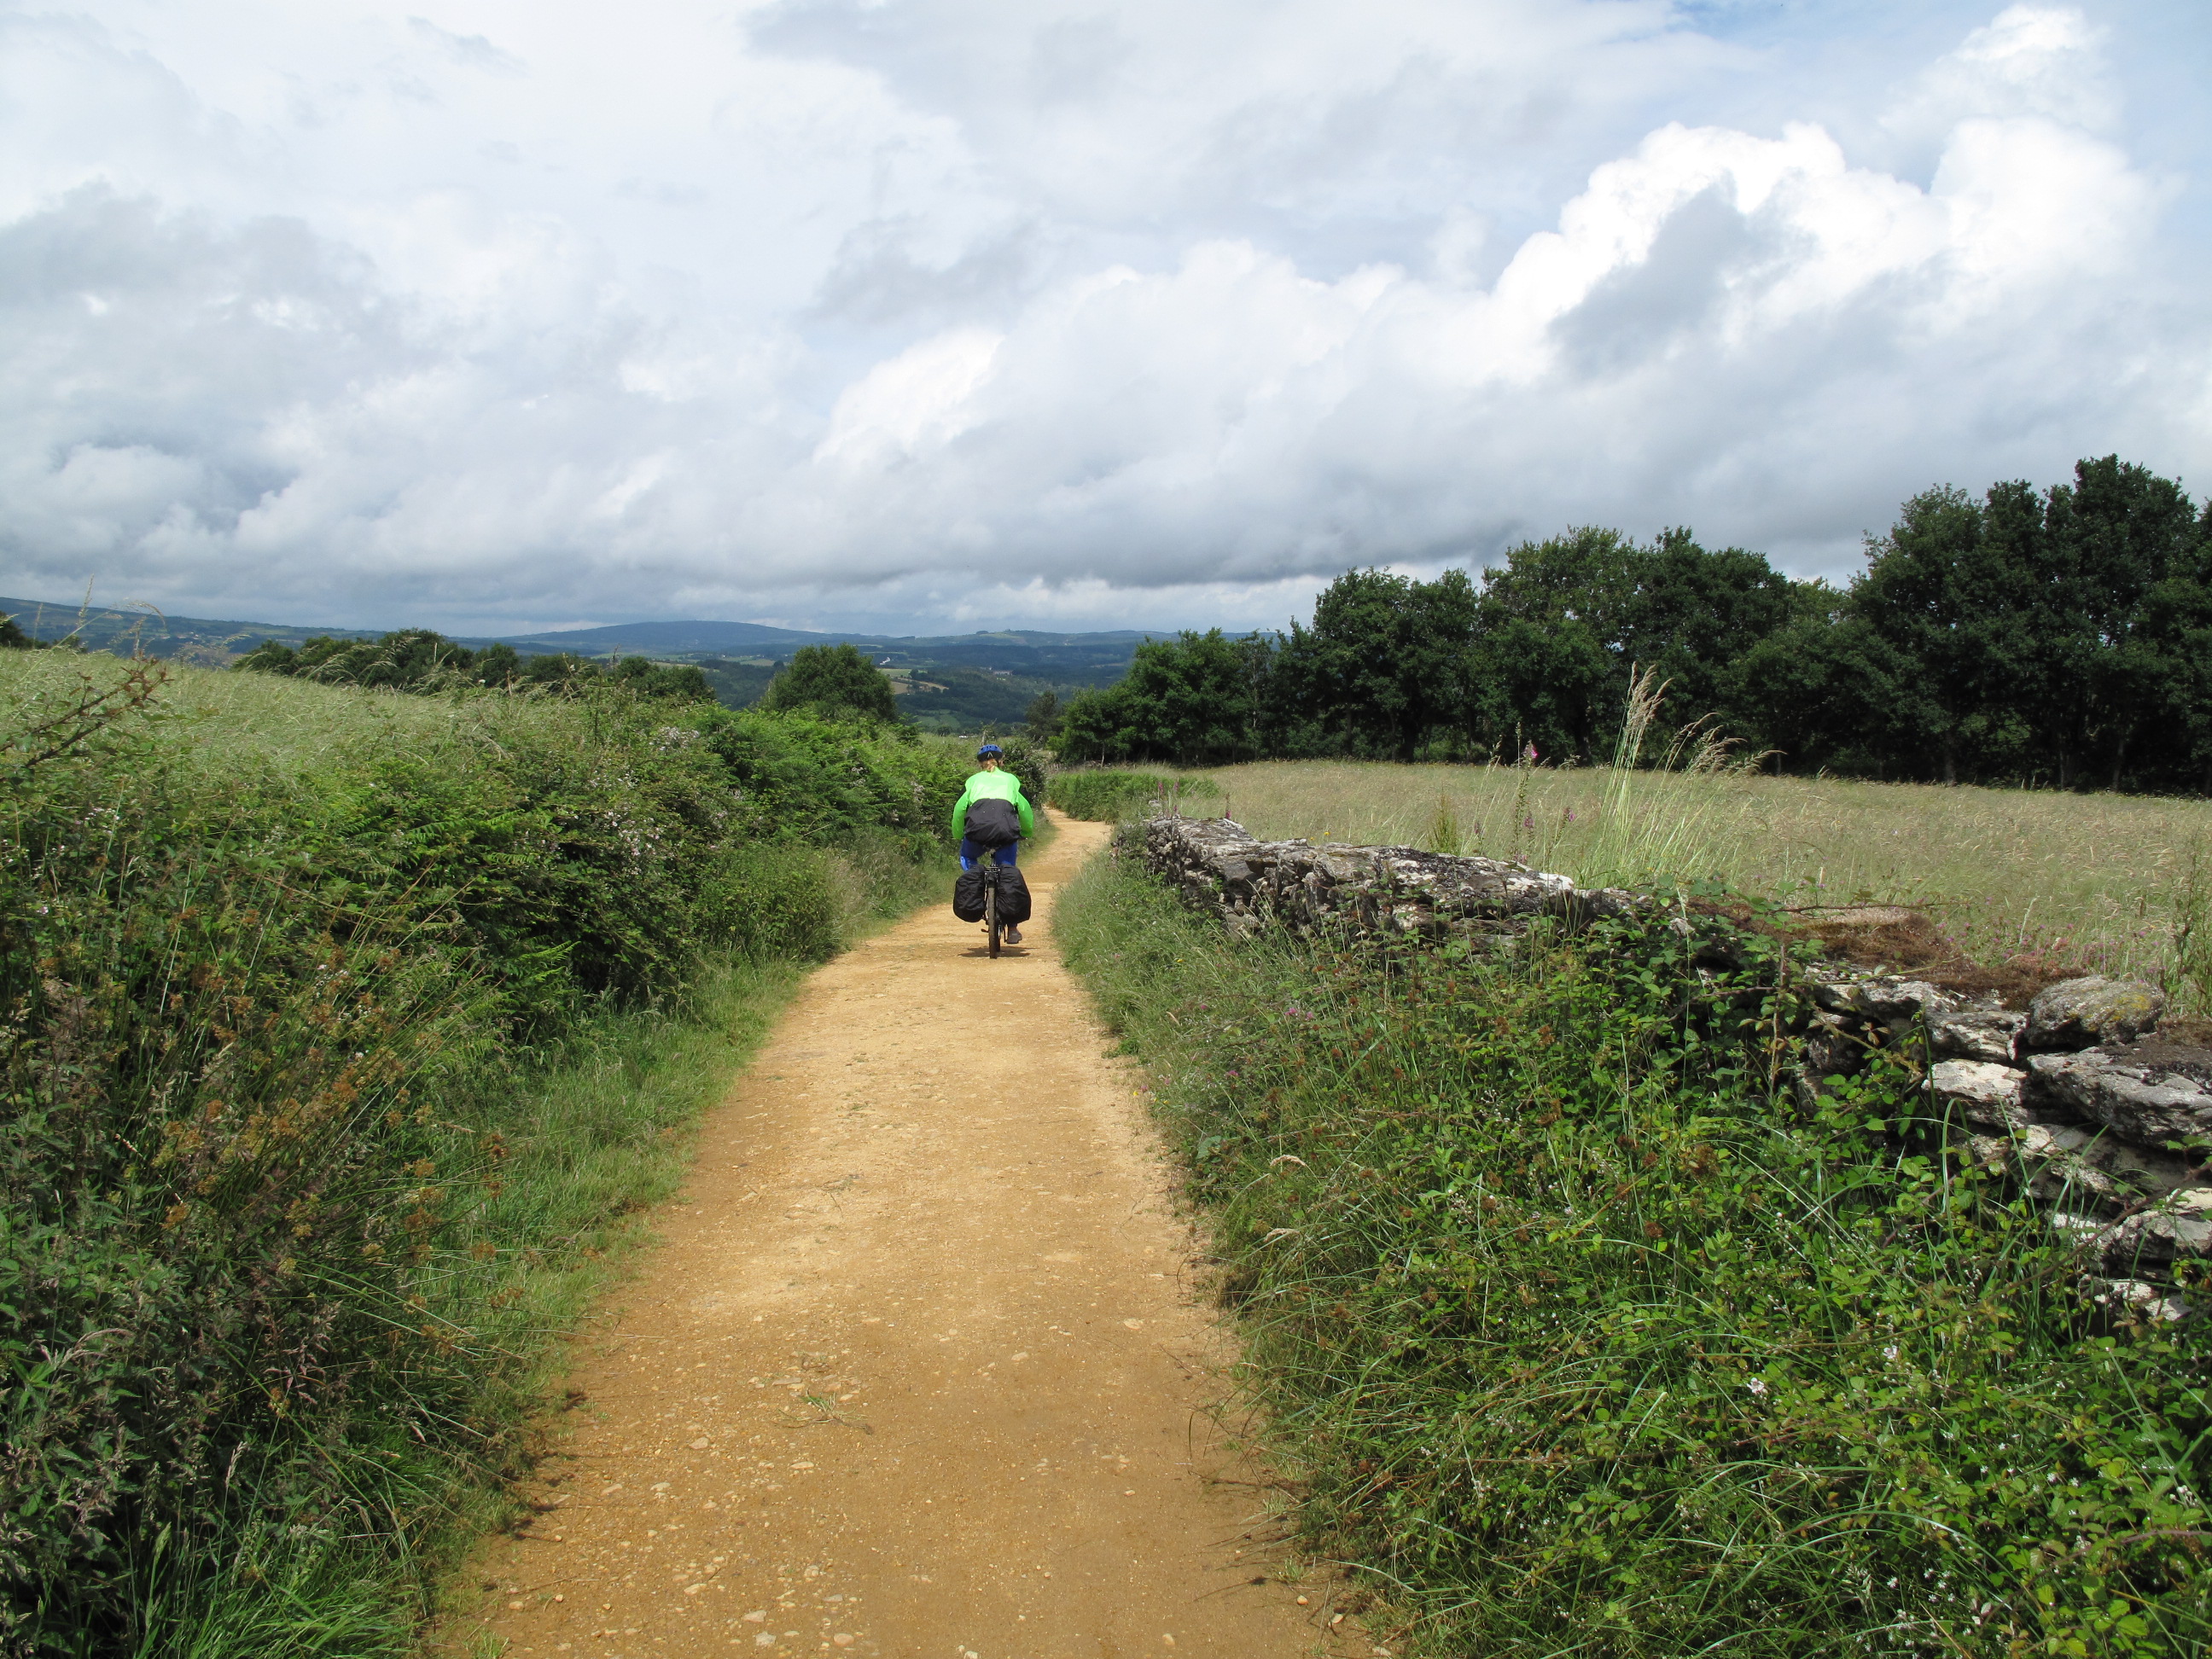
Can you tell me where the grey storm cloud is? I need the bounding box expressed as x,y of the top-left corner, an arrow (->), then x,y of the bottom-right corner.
0,0 -> 2206,633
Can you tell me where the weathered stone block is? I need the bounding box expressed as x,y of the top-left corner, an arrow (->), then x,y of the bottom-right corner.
1932,1009 -> 2026,1064
2090,1189 -> 2212,1272
1810,976 -> 1953,1026
2025,1042 -> 2212,1144
1930,1059 -> 2026,1129
2008,1122 -> 2197,1208
2023,976 -> 2166,1051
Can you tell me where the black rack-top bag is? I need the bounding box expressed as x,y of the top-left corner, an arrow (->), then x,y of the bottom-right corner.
962,795 -> 1022,848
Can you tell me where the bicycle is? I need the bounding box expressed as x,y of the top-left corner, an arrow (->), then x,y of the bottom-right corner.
975,840 -> 1032,957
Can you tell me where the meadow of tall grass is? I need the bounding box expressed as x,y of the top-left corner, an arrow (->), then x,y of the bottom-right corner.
1072,752 -> 2212,1010
1058,850 -> 2212,1657
0,650 -> 964,1656
1045,768 -> 1219,823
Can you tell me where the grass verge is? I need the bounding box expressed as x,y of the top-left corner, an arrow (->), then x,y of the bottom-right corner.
126,957 -> 811,1656
102,828 -> 952,1656
1057,847 -> 2212,1657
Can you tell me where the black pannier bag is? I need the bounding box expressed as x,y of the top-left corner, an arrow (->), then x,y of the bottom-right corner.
952,867 -> 988,923
950,864 -> 1032,926
997,865 -> 1033,925
962,796 -> 1021,847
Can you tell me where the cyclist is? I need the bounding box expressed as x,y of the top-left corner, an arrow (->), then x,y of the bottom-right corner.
951,743 -> 1035,944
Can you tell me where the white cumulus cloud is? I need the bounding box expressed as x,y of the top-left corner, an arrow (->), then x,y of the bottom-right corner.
0,0 -> 2203,632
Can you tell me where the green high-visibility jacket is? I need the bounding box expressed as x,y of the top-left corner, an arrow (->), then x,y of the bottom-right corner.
951,769 -> 1035,841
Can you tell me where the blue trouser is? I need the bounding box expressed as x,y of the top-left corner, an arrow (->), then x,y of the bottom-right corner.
959,839 -> 1018,872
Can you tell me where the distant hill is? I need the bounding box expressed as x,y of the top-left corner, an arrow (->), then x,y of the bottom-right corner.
0,594 -> 381,663
0,597 -> 1164,669
0,595 -> 1172,724
465,620 -> 820,653
468,620 -> 1164,684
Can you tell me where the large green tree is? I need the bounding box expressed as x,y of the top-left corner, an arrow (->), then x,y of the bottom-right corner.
1057,630 -> 1262,764
1473,528 -> 1807,763
1274,568 -> 1480,759
2030,457 -> 2201,789
1843,484 -> 2034,783
1623,529 -> 1805,724
2138,503 -> 2212,793
1836,457 -> 2203,789
1732,605 -> 1914,777
761,643 -> 899,723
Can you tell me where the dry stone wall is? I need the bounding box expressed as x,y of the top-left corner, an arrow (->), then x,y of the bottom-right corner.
1127,812 -> 1637,943
1129,813 -> 2212,1318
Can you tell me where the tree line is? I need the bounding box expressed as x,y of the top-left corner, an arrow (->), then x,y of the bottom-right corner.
234,628 -> 716,701
1052,456 -> 2212,792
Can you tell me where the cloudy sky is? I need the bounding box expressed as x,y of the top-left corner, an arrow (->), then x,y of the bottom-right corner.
3,0 -> 2208,635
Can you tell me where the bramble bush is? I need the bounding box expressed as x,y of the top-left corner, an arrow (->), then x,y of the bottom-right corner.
0,659 -> 967,1655
1060,853 -> 2212,1656
697,706 -> 969,845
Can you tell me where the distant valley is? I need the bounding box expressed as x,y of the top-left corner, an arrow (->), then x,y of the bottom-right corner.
0,593 -> 1163,731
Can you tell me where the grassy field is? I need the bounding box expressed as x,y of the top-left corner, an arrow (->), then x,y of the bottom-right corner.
1087,759 -> 2212,1008
0,642 -> 528,772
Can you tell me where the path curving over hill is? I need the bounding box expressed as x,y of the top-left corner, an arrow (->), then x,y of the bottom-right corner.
451,815 -> 1347,1659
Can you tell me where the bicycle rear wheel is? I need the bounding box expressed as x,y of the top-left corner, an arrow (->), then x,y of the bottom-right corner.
985,871 -> 1001,958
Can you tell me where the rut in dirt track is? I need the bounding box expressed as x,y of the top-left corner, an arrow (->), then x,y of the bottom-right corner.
455,815 -> 1360,1659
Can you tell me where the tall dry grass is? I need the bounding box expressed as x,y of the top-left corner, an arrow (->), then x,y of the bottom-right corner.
1109,725 -> 2212,1005
0,643 -> 558,775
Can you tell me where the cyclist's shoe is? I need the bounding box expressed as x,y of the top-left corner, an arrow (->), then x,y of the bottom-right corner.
1003,926 -> 1023,945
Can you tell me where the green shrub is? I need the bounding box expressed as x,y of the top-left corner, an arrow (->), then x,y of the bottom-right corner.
1059,854 -> 2212,1656
697,707 -> 967,843
1046,769 -> 1219,821
696,841 -> 840,963
0,742 -> 493,1652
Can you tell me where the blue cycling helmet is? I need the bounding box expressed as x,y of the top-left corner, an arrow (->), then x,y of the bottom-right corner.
976,742 -> 1004,760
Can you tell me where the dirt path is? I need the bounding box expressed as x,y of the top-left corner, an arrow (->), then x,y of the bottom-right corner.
455,817 -> 1353,1659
